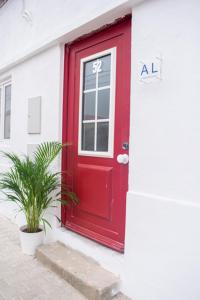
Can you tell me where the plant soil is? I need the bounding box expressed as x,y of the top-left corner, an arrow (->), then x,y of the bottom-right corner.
22,228 -> 43,233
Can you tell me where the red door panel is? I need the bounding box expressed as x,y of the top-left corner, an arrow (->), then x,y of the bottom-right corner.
76,164 -> 113,220
62,17 -> 131,252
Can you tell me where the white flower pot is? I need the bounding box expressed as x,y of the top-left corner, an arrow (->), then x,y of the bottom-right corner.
19,225 -> 44,256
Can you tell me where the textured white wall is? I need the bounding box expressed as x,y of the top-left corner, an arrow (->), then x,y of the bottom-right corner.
125,0 -> 200,299
0,45 -> 63,228
0,0 -> 138,72
129,0 -> 200,204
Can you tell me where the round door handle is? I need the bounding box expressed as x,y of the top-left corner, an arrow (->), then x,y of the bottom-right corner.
117,154 -> 129,164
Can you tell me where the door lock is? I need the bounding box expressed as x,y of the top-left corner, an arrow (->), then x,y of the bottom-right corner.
122,142 -> 129,150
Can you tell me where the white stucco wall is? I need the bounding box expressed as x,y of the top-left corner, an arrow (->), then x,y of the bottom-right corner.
0,44 -> 63,227
125,0 -> 200,299
0,0 -> 142,73
0,0 -> 200,299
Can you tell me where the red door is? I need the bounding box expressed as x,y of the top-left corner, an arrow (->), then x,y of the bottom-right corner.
62,17 -> 131,252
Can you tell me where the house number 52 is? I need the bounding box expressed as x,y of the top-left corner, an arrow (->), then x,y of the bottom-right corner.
92,59 -> 102,73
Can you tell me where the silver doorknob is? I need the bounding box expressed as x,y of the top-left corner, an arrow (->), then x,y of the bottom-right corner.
117,154 -> 129,164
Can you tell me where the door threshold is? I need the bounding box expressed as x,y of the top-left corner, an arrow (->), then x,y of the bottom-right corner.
64,222 -> 124,253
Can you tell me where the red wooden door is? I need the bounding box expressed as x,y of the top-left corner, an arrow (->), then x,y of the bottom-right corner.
62,17 -> 131,252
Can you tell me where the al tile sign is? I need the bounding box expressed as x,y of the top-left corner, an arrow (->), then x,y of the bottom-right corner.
139,56 -> 162,83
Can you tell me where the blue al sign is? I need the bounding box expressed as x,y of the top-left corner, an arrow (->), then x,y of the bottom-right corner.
139,56 -> 162,82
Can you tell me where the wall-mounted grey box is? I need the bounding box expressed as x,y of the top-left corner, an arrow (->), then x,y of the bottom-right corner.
28,96 -> 41,134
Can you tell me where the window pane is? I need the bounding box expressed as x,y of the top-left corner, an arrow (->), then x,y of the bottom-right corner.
83,92 -> 95,120
82,123 -> 95,151
4,84 -> 11,139
83,60 -> 96,90
97,122 -> 109,151
98,55 -> 111,88
97,89 -> 110,120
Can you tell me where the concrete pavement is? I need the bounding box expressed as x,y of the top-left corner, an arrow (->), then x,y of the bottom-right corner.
0,215 -> 86,300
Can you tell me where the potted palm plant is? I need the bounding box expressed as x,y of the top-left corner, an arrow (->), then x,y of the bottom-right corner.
0,141 -> 78,255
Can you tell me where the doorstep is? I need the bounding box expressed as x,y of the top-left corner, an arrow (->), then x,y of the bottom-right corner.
36,242 -> 131,300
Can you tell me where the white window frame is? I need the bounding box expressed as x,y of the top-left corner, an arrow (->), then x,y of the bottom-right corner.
78,47 -> 116,158
0,79 -> 11,140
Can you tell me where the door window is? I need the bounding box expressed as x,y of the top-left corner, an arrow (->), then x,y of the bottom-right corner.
79,48 -> 116,157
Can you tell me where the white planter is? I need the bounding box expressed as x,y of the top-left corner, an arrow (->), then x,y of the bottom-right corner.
19,226 -> 44,255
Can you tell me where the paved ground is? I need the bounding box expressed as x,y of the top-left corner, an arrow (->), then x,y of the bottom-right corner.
0,215 -> 87,300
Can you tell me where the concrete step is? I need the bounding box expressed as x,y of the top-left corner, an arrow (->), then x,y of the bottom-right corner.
36,242 -> 121,300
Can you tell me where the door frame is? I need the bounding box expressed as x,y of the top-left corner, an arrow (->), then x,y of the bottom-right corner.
61,15 -> 131,252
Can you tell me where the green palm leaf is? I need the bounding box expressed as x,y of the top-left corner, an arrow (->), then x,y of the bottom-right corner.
0,141 -> 78,233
